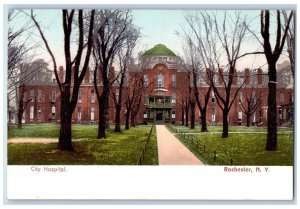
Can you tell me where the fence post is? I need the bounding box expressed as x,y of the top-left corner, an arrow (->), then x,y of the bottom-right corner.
214,151 -> 216,161
231,159 -> 233,165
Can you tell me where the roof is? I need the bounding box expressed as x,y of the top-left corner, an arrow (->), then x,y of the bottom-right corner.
144,44 -> 176,57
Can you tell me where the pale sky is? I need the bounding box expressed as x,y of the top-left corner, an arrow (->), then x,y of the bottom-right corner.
9,9 -> 290,72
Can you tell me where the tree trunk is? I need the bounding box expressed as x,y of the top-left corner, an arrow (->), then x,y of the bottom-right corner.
185,107 -> 189,127
246,113 -> 251,127
17,97 -> 24,129
125,109 -> 130,130
131,112 -> 136,127
98,95 -> 107,139
114,104 -> 121,132
190,102 -> 195,129
265,62 -> 277,151
200,112 -> 208,132
58,104 -> 73,151
222,109 -> 229,138
105,99 -> 110,129
181,106 -> 184,125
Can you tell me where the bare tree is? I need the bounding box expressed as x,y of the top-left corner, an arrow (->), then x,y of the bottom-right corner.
282,10 -> 295,79
111,28 -> 139,132
8,10 -> 36,125
124,72 -> 144,129
14,59 -> 49,128
183,11 -> 248,138
92,10 -> 134,139
31,9 -> 95,150
239,87 -> 262,127
183,35 -> 212,132
260,10 -> 293,151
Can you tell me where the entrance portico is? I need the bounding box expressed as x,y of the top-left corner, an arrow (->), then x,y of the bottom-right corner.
145,96 -> 172,124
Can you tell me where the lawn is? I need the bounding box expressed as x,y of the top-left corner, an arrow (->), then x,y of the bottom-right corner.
8,124 -> 158,165
168,124 -> 293,133
168,125 -> 293,166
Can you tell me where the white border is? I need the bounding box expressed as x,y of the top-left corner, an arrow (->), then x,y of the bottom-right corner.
1,0 -> 298,207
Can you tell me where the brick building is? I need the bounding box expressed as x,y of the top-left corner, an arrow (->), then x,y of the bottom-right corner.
20,44 -> 293,126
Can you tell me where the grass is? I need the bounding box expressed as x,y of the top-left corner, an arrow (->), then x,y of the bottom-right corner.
168,124 -> 293,133
167,125 -> 293,166
7,124 -> 158,165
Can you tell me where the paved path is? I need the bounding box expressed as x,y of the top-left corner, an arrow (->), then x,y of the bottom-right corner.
156,125 -> 203,165
8,138 -> 86,144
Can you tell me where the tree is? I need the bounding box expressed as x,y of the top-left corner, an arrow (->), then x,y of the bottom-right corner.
282,10 -> 295,79
15,59 -> 49,128
260,10 -> 293,151
239,87 -> 262,127
31,9 -> 95,150
92,10 -> 134,139
8,10 -> 35,125
183,11 -> 248,138
124,72 -> 144,129
183,35 -> 212,132
111,28 -> 139,132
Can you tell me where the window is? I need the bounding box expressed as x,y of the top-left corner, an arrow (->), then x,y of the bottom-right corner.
51,89 -> 56,102
172,93 -> 176,104
77,107 -> 82,121
37,89 -> 42,102
144,94 -> 148,105
37,105 -> 41,120
172,110 -> 176,119
30,106 -> 34,120
172,74 -> 176,87
212,108 -> 216,122
158,91 -> 163,96
212,91 -> 216,103
51,106 -> 56,119
30,90 -> 34,102
115,89 -> 119,103
143,111 -> 147,119
91,107 -> 95,121
91,89 -> 95,103
157,73 -> 164,87
198,74 -> 205,85
78,89 -> 82,103
238,108 -> 243,120
239,92 -> 243,103
238,76 -> 244,85
252,74 -> 257,85
252,92 -> 256,104
253,111 -> 256,123
89,70 -> 94,83
143,74 -> 148,87
280,93 -> 284,104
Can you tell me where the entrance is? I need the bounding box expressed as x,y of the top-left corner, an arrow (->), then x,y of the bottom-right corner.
156,111 -> 163,121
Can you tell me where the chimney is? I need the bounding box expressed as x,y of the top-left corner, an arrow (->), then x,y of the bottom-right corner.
244,68 -> 250,85
59,66 -> 64,82
84,67 -> 90,83
257,68 -> 262,85
218,68 -> 223,85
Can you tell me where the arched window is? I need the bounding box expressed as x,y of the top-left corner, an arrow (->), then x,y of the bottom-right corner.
157,73 -> 164,87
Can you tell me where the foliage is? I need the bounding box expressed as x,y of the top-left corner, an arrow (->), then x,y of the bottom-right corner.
7,124 -> 158,165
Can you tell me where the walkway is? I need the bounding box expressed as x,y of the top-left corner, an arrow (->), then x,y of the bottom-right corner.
156,125 -> 204,165
8,138 -> 86,144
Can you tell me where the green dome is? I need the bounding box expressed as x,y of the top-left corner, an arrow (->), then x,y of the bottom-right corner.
144,44 -> 176,57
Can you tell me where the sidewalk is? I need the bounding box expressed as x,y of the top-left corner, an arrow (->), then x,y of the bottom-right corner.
156,125 -> 204,165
